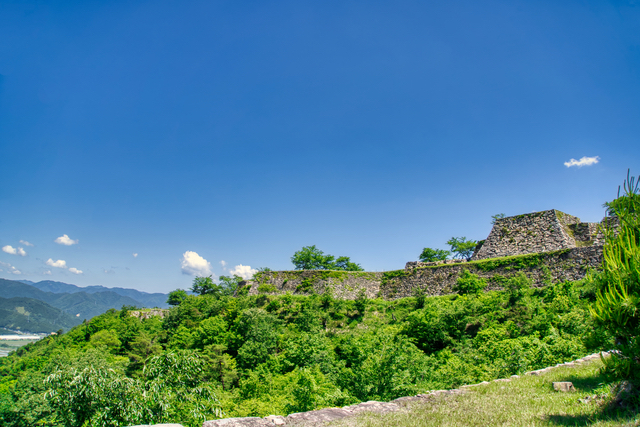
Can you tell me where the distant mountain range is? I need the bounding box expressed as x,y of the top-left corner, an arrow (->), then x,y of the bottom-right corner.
17,280 -> 169,309
0,279 -> 169,333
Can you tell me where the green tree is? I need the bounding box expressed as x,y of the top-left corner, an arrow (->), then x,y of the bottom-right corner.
167,289 -> 188,306
504,273 -> 531,306
202,344 -> 238,390
218,275 -> 243,296
291,245 -> 363,271
291,245 -> 336,270
191,276 -> 223,297
447,237 -> 478,261
89,329 -> 122,352
44,351 -> 222,427
234,308 -> 282,370
592,171 -> 640,381
454,270 -> 486,295
418,247 -> 450,262
333,256 -> 365,271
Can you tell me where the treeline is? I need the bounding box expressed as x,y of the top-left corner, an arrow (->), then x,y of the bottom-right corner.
0,273 -> 612,427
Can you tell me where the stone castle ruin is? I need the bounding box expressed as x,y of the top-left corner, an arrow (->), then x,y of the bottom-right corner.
473,209 -> 603,260
239,209 -> 611,300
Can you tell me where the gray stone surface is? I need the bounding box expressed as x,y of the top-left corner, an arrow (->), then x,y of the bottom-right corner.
129,424 -> 183,427
264,415 -> 286,425
553,382 -> 576,392
203,418 -> 272,427
472,210 -> 602,260
286,408 -> 353,423
344,401 -> 399,414
389,395 -> 424,405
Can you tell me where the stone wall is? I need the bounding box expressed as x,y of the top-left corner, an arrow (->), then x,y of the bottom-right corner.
129,309 -> 168,319
471,210 -> 604,260
238,246 -> 602,300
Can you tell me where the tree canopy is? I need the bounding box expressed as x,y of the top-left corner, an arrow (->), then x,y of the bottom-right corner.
418,248 -> 450,263
592,170 -> 640,381
447,237 -> 478,261
291,245 -> 363,271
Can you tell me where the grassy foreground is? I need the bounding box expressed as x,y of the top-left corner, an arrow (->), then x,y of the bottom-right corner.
331,358 -> 639,427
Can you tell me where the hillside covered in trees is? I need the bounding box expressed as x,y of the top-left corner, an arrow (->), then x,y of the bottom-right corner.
0,273 -> 613,426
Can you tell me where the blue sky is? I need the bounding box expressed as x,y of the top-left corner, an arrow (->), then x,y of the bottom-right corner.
1,0 -> 639,293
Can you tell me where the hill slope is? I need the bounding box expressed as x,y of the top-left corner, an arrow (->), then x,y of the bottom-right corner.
17,279 -> 169,308
0,279 -> 147,319
0,297 -> 81,333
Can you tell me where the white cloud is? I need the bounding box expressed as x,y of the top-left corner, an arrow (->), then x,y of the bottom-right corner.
229,264 -> 258,280
3,245 -> 27,256
20,240 -> 34,247
0,261 -> 21,275
180,251 -> 213,276
220,260 -> 227,268
55,234 -> 79,245
2,245 -> 17,255
43,270 -> 52,275
68,267 -> 83,274
46,258 -> 67,269
564,156 -> 600,168
133,253 -> 138,258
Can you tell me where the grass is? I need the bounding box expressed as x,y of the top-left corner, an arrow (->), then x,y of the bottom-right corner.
331,358 -> 640,427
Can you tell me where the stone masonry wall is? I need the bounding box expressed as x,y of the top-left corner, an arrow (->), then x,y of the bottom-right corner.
472,210 -> 603,260
473,210 -> 574,260
238,246 -> 602,300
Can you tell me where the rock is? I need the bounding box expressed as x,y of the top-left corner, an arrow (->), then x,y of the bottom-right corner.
203,418 -> 272,427
263,415 -> 286,426
345,401 -> 399,414
389,396 -> 423,405
286,407 -> 352,424
129,425 -> 184,427
553,382 -> 576,392
493,378 -> 510,383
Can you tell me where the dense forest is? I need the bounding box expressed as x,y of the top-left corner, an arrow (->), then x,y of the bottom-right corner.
0,272 -> 612,427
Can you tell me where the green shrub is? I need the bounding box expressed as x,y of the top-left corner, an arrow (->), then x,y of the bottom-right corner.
455,270 -> 487,295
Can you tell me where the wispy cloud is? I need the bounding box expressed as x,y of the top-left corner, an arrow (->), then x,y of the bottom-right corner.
180,251 -> 213,276
564,156 -> 600,168
133,253 -> 138,258
220,260 -> 227,268
68,267 -> 83,274
19,240 -> 34,247
2,245 -> 26,256
229,264 -> 257,280
55,234 -> 79,245
43,270 -> 52,275
0,261 -> 21,275
46,258 -> 67,268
